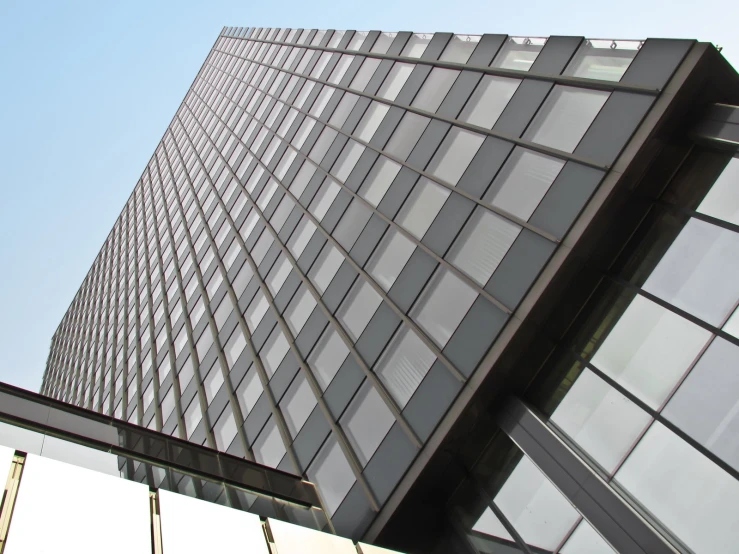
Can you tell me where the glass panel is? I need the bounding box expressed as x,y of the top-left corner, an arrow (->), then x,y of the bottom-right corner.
615,422 -> 739,554
269,517 -> 357,553
337,279 -> 382,341
591,294 -> 711,409
401,33 -> 431,58
347,31 -> 368,51
332,140 -> 365,182
261,328 -> 289,376
246,291 -> 270,332
470,506 -> 520,552
663,337 -> 739,470
280,372 -> 317,438
371,32 -> 396,54
328,54 -> 354,85
377,62 -> 415,101
213,407 -> 238,451
39,435 -> 120,476
560,520 -> 616,554
329,92 -> 360,127
494,455 -> 580,550
491,37 -> 547,71
484,147 -> 566,220
439,34 -> 481,64
0,444 -> 14,483
447,207 -> 522,286
395,177 -> 450,239
309,243 -> 345,294
426,127 -> 485,185
285,285 -> 317,335
308,328 -> 350,389
384,112 -> 430,161
350,57 -> 382,91
253,417 -> 285,468
458,75 -> 521,130
308,179 -> 341,222
203,361 -> 224,402
411,267 -> 478,347
341,381 -> 395,465
354,101 -> 390,142
697,157 -> 739,225
184,398 -> 202,438
307,435 -> 356,515
411,68 -> 460,113
236,369 -> 262,416
565,39 -> 641,82
724,305 -> 739,340
267,254 -> 293,295
642,218 -> 739,327
309,127 -> 338,164
333,198 -> 372,250
359,157 -> 402,207
366,228 -> 416,291
158,489 -> 268,554
375,326 -> 436,408
287,216 -> 317,258
523,86 -> 609,153
4,454 -> 151,554
551,368 -> 651,473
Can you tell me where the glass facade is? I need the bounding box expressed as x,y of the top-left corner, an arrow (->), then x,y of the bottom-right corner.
39,25 -> 739,551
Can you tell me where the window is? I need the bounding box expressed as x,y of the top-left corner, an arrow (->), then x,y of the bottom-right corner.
337,279 -> 383,341
426,127 -> 485,185
354,102 -> 390,143
329,92 -> 360,127
333,199 -> 372,250
523,86 -> 609,153
377,62 -> 414,101
384,112 -> 430,161
366,228 -> 415,292
253,417 -> 285,468
250,231 -> 273,266
245,291 -> 270,331
370,32 -> 396,54
349,57 -> 382,91
260,328 -> 289,376
484,148 -> 565,220
214,296 -> 233,330
401,34 -> 431,58
331,140 -> 365,182
236,369 -> 262,416
439,34 -> 481,64
308,328 -> 350,389
458,75 -> 521,129
213,407 -> 238,450
565,39 -> 640,82
267,254 -> 293,295
308,179 -> 341,222
491,37 -> 547,71
395,177 -> 450,239
184,398 -> 202,438
346,31 -> 368,51
411,68 -> 460,113
284,285 -> 317,335
289,160 -> 316,198
697,158 -> 739,225
308,127 -> 338,164
225,328 -> 247,368
308,243 -> 345,294
359,157 -> 402,207
307,435 -> 356,515
328,54 -> 354,84
446,207 -> 521,286
375,326 -> 436,408
280,372 -> 317,437
291,117 -> 316,149
287,216 -> 317,258
341,381 -> 395,465
411,267 -> 477,347
203,361 -> 224,402
309,86 -> 335,118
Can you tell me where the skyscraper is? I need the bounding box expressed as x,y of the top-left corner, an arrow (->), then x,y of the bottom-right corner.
40,26 -> 739,553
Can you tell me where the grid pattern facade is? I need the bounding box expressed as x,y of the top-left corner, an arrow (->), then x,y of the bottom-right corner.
41,25 -> 687,540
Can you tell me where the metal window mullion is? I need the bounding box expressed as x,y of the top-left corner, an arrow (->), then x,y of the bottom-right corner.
107,228 -> 123,416
153,151 -> 254,459
199,61 -> 523,312
219,31 -> 660,95
185,84 -> 469,387
212,44 -> 609,172
99,244 -> 116,413
165,126 -> 301,469
179,102 -> 430,445
173,114 -> 382,512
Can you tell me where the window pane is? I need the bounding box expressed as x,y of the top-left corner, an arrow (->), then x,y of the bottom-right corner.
267,254 -> 292,296
337,279 -> 382,341
307,435 -> 356,515
591,294 -> 711,409
354,102 -> 390,142
384,112 -> 430,161
551,369 -> 651,473
439,34 -> 481,64
308,179 -> 341,221
246,291 -> 270,332
341,381 -> 395,465
261,328 -> 289,376
366,228 -> 416,292
370,32 -> 396,54
697,158 -> 739,226
236,369 -> 262,416
459,75 -> 521,129
309,243 -> 345,294
225,329 -> 247,368
484,148 -> 565,220
213,407 -> 238,451
284,285 -> 317,335
447,207 -> 521,286
331,140 -> 365,182
309,328 -> 350,389
309,127 -> 338,164
401,34 -> 431,58
377,62 -> 415,101
565,40 -> 640,82
280,372 -> 317,438
491,37 -> 546,71
560,520 -> 616,554
643,218 -> 739,327
253,417 -> 285,468
426,127 -> 485,185
350,57 -> 382,91
524,86 -> 609,153
328,54 -> 354,84
615,422 -> 739,554
412,68 -> 460,113
663,337 -> 739,471
329,92 -> 360,127
395,177 -> 450,239
375,326 -> 436,408
411,267 -> 477,347
203,361 -> 224,403
287,216 -> 317,258
359,157 -> 402,207
333,198 -> 372,250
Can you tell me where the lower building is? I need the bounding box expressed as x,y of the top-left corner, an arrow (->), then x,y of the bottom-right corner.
37,27 -> 739,553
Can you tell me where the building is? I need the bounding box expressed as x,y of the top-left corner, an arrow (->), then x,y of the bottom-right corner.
38,26 -> 739,553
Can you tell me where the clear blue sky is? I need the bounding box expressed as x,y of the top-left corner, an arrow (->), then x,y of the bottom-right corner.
1,0 -> 737,393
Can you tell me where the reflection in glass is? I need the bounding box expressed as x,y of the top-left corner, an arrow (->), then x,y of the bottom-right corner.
309,243 -> 345,294
253,417 -> 285,468
366,228 -> 416,292
359,157 -> 402,207
565,39 -> 640,82
307,435 -> 356,515
378,63 -> 415,101
375,326 -> 436,408
308,328 -> 350,389
491,37 -> 547,71
411,68 -> 460,113
395,177 -> 450,239
280,373 -> 317,438
426,127 -> 485,185
615,422 -> 739,553
401,34 -> 431,58
354,102 -> 390,143
439,35 -> 481,64
697,157 -> 739,225
560,520 -> 616,553
384,112 -> 430,161
337,279 -> 383,341
341,381 -> 395,465
458,75 -> 521,130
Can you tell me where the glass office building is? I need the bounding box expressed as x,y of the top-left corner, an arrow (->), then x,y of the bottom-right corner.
39,26 -> 739,553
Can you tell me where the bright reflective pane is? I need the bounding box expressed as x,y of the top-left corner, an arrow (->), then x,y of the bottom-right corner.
306,435 -> 356,515
411,68 -> 460,113
337,279 -> 383,341
395,177 -> 450,239
5,454 -> 152,554
491,37 -> 546,71
697,158 -> 739,226
359,157 -> 402,207
253,417 -> 285,468
280,372 -> 317,438
375,326 -> 436,408
366,228 -> 416,291
308,328 -> 350,389
426,127 -> 485,185
354,102 -> 390,142
384,112 -> 430,161
341,381 -> 395,465
285,285 -> 317,335
439,35 -> 481,64
560,520 -> 616,554
459,75 -> 521,129
309,243 -> 345,294
377,62 -> 415,101
269,517 -> 357,553
401,34 -> 431,58
159,489 -> 268,554
565,40 -> 639,82
615,422 -> 739,554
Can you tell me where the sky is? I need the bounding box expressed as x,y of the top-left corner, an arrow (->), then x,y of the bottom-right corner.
0,0 -> 737,393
